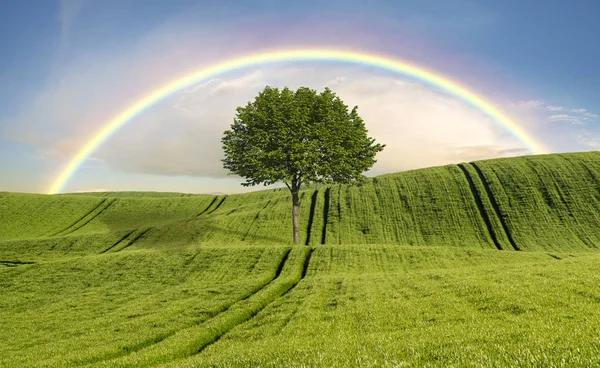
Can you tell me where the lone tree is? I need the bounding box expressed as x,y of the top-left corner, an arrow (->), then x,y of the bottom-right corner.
222,86 -> 385,244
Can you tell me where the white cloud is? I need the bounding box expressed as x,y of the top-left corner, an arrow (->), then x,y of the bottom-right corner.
510,100 -> 545,110
75,188 -> 112,193
446,145 -> 529,162
575,134 -> 600,149
327,76 -> 348,85
547,114 -> 585,124
209,71 -> 266,95
58,0 -> 87,50
510,100 -> 597,126
512,100 -> 594,114
89,66 -> 528,178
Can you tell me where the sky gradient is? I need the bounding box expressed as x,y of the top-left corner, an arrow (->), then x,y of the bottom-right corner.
1,0 -> 599,194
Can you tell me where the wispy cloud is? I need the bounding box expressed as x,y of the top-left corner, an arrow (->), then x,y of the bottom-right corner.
209,71 -> 266,95
446,145 -> 530,162
547,114 -> 585,124
510,100 -> 545,110
59,0 -> 87,48
511,100 -> 598,125
575,133 -> 600,149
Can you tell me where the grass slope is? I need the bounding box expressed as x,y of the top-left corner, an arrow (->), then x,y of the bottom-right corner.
2,245 -> 599,367
473,152 -> 600,251
0,246 -> 290,367
2,151 -> 600,366
4,151 -> 600,253
175,246 -> 600,368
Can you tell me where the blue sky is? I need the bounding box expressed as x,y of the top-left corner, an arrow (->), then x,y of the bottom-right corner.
1,0 -> 599,193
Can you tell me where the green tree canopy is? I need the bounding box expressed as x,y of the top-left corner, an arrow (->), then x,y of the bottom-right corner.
222,85 -> 385,244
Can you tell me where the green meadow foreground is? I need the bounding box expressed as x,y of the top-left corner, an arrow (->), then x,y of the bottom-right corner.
2,152 -> 600,366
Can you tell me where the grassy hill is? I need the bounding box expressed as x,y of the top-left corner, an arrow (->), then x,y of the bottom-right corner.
2,151 -> 600,366
3,151 -> 600,253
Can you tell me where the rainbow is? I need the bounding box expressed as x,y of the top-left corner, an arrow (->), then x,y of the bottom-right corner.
47,48 -> 548,194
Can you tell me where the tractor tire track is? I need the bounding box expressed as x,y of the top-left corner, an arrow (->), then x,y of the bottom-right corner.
0,260 -> 36,267
458,164 -> 503,250
99,230 -> 135,254
192,247 -> 312,357
47,198 -> 116,237
112,229 -> 151,252
305,190 -> 319,245
301,247 -> 314,279
242,200 -> 272,242
43,199 -> 107,237
321,188 -> 331,245
85,248 -> 293,367
273,248 -> 315,333
205,196 -> 228,215
60,199 -> 116,236
188,196 -> 219,222
100,228 -> 151,254
470,163 -> 520,251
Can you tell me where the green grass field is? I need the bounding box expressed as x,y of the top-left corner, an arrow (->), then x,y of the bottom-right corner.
2,151 -> 600,366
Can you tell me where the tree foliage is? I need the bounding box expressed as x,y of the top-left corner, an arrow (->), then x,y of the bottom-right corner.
222,85 -> 385,243
222,86 -> 384,188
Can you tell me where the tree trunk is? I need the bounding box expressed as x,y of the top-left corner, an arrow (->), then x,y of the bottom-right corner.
291,189 -> 300,244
